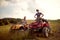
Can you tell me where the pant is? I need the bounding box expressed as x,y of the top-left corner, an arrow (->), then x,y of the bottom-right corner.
36,17 -> 42,22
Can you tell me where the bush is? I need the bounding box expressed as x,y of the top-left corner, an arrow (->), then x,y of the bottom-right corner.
0,18 -> 22,25
0,21 -> 4,26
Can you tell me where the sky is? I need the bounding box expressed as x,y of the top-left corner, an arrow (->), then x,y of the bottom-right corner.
0,0 -> 60,20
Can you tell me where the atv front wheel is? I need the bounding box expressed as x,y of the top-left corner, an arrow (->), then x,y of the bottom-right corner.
42,27 -> 49,37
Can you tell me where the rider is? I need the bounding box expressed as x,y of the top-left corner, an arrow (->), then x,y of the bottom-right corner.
34,9 -> 44,23
22,16 -> 28,30
22,16 -> 27,26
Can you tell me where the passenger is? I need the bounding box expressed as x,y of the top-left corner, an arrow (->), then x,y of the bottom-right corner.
22,16 -> 27,26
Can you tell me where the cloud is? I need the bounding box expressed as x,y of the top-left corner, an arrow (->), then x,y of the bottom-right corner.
27,0 -> 36,13
0,0 -> 9,7
6,0 -> 20,3
5,0 -> 26,3
0,0 -> 20,7
0,0 -> 11,7
0,0 -> 36,13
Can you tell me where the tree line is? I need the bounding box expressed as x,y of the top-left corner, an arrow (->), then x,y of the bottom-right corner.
0,18 -> 22,26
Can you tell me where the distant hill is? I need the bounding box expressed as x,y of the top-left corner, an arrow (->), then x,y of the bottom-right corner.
0,18 -> 22,26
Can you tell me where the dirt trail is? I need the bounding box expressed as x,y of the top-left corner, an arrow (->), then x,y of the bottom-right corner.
37,24 -> 60,40
37,32 -> 60,40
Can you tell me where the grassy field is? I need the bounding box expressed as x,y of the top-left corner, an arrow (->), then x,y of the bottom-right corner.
0,20 -> 60,40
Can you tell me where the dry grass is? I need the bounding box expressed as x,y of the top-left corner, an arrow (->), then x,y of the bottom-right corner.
0,20 -> 60,40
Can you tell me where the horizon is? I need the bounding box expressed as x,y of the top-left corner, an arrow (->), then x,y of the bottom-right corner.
0,17 -> 60,20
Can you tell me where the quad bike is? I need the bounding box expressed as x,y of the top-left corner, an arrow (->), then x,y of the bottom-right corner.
29,19 -> 50,37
